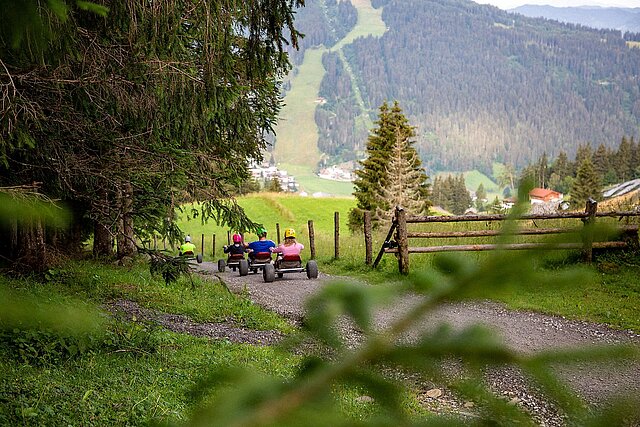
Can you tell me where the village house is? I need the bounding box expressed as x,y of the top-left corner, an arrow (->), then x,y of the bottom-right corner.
528,188 -> 563,204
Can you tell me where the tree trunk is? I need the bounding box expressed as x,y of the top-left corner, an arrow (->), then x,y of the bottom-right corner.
116,181 -> 136,258
17,220 -> 47,273
93,220 -> 113,258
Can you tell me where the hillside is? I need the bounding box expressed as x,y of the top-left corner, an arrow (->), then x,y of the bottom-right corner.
511,5 -> 640,33
279,0 -> 640,176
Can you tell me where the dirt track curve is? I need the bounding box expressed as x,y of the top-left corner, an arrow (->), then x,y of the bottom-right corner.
195,261 -> 640,425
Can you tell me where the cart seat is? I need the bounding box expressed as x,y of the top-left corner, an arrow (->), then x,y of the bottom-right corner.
228,253 -> 245,260
251,252 -> 272,263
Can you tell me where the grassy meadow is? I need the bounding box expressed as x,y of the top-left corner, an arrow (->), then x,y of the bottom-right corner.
174,193 -> 640,333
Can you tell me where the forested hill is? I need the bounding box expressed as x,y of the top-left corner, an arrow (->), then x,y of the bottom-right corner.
302,0 -> 640,175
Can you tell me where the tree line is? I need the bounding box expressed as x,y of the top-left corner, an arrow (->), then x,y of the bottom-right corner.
521,136 -> 640,208
0,0 -> 303,271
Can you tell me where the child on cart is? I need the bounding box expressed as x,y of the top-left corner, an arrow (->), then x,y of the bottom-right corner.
271,228 -> 304,268
223,233 -> 246,261
247,227 -> 276,262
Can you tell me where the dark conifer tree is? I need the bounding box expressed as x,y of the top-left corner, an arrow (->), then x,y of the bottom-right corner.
475,183 -> 487,211
616,136 -> 633,181
593,144 -> 610,178
349,101 -> 421,229
571,157 -> 601,208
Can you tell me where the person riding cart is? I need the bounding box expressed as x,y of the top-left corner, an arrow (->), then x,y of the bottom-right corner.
261,227 -> 318,282
247,227 -> 276,261
179,235 -> 196,256
271,228 -> 304,269
236,227 -> 276,276
179,235 -> 203,263
217,233 -> 248,272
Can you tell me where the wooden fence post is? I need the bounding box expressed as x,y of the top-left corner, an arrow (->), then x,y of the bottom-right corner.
582,198 -> 597,263
308,220 -> 316,260
396,206 -> 409,274
276,223 -> 281,244
201,234 -> 204,257
334,211 -> 340,259
153,234 -> 157,250
212,234 -> 216,258
364,211 -> 372,265
227,230 -> 231,245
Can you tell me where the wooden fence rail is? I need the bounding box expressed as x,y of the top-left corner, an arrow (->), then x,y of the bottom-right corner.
372,200 -> 640,274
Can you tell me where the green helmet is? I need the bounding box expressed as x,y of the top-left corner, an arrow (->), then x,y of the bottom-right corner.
257,227 -> 267,237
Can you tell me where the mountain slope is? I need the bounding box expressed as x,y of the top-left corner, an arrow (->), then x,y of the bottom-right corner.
284,0 -> 640,175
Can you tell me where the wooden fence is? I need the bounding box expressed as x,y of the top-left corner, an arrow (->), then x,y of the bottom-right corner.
372,200 -> 640,274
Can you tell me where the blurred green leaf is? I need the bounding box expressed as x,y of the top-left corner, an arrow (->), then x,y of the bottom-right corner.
0,192 -> 70,228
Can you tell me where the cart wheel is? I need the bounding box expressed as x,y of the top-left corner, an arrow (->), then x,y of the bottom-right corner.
277,272 -> 284,278
217,259 -> 226,272
263,264 -> 275,282
239,259 -> 249,276
196,254 -> 203,264
306,260 -> 318,279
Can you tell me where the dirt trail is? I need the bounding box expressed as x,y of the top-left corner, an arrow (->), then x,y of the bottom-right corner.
197,261 -> 640,424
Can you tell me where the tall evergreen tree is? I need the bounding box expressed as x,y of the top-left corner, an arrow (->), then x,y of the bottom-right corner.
451,175 -> 472,215
374,128 -> 430,222
475,183 -> 487,211
616,136 -> 633,181
537,152 -> 549,189
592,144 -> 610,178
549,150 -> 573,193
1,0 -> 303,263
349,101 -> 422,229
574,144 -> 593,176
570,157 -> 601,208
551,151 -> 572,181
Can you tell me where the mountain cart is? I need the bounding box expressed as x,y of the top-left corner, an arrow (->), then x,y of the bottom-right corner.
238,252 -> 273,276
262,255 -> 318,282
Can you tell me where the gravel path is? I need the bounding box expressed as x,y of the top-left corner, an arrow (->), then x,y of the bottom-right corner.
196,261 -> 640,425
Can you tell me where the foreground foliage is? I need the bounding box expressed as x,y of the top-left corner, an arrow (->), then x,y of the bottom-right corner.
186,249 -> 639,426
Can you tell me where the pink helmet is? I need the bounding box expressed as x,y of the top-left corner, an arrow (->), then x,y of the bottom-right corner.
232,233 -> 242,243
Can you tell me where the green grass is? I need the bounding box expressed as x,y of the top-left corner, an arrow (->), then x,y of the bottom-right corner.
274,0 -> 388,189
0,333 -> 297,426
0,260 -> 299,425
435,169 -> 502,200
176,193 -> 357,261
273,47 -> 325,169
333,0 -> 386,50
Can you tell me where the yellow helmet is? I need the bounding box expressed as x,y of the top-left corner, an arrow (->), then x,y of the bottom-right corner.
284,228 -> 296,239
